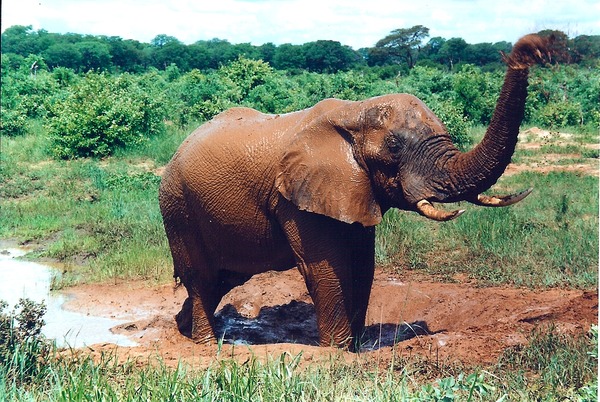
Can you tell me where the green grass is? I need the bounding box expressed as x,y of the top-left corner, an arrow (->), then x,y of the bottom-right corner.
2,323 -> 596,401
496,324 -> 598,400
0,124 -> 175,285
1,124 -> 598,288
377,171 -> 599,288
375,125 -> 599,288
1,123 -> 598,401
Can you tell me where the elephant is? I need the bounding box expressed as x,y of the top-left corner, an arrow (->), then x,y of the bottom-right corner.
159,34 -> 551,351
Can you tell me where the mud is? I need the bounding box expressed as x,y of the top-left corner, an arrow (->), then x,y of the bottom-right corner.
60,268 -> 597,368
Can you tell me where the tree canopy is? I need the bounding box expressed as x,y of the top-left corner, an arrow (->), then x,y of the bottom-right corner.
1,24 -> 598,74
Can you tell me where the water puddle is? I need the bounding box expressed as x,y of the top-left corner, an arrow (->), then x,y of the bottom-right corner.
0,247 -> 137,348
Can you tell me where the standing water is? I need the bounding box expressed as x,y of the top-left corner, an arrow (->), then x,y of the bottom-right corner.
0,247 -> 137,348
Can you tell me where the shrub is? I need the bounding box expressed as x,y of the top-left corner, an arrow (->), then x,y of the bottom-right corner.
0,105 -> 28,136
245,73 -> 304,113
534,101 -> 583,128
397,65 -> 453,99
427,96 -> 473,150
46,72 -> 165,159
452,64 -> 501,124
219,56 -> 274,99
0,298 -> 51,386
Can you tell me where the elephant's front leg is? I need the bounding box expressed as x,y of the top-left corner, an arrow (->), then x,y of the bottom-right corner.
303,257 -> 374,350
278,202 -> 376,350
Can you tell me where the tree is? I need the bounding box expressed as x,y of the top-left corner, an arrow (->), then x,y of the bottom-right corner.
273,43 -> 306,71
258,42 -> 277,64
463,43 -> 502,66
419,36 -> 446,64
43,43 -> 82,70
370,25 -> 430,68
195,38 -> 238,69
108,37 -> 148,72
150,34 -> 181,48
1,25 -> 37,55
439,38 -> 468,70
303,40 -> 360,73
76,41 -> 112,71
572,35 -> 600,65
187,44 -> 212,70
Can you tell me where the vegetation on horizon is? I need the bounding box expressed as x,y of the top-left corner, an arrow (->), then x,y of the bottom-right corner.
2,24 -> 599,75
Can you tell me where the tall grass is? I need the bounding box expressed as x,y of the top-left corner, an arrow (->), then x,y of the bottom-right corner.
0,124 -> 174,285
1,264 -> 598,401
2,323 -> 597,401
376,170 -> 598,288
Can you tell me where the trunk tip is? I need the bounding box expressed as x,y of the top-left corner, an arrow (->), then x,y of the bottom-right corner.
503,34 -> 552,69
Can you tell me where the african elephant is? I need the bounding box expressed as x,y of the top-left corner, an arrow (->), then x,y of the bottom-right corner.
159,34 -> 551,351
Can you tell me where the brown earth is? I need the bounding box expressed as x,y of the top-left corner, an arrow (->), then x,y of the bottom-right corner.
61,268 -> 598,369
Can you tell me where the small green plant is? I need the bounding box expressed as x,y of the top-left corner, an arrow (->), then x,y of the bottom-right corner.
0,106 -> 28,137
0,298 -> 51,387
497,324 -> 598,399
416,372 -> 497,401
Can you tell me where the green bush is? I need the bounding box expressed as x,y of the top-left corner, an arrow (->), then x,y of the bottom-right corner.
0,105 -> 28,136
534,101 -> 583,128
452,64 -> 501,124
245,73 -> 304,113
46,72 -> 165,159
428,96 -> 473,150
220,56 -> 274,99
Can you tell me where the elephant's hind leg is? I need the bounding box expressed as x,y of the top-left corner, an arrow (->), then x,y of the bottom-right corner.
165,224 -> 220,343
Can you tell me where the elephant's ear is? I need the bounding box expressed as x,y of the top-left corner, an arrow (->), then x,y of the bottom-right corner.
275,111 -> 382,227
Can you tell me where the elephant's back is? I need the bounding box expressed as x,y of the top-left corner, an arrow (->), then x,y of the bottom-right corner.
161,107 -> 296,219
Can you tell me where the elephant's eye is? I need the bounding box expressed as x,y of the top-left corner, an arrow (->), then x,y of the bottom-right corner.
386,132 -> 404,154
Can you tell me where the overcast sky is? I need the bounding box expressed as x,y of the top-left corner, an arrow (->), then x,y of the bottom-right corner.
2,0 -> 599,49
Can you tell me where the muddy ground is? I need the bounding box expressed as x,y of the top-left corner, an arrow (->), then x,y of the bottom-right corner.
61,268 -> 597,369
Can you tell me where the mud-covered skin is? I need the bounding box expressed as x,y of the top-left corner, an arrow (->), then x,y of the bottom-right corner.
159,34 -> 551,350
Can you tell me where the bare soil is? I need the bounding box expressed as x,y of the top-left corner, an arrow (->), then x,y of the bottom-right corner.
61,268 -> 597,368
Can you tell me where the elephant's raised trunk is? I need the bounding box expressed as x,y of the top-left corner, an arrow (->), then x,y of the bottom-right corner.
417,34 -> 551,221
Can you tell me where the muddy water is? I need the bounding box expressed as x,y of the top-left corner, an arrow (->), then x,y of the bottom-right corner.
0,247 -> 137,348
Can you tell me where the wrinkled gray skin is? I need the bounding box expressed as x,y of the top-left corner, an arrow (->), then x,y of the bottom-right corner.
159,34 -> 551,351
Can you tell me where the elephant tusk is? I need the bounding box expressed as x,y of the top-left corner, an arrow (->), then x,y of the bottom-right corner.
416,200 -> 465,222
471,188 -> 533,207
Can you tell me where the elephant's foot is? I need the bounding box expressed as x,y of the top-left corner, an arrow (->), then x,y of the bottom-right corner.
317,317 -> 366,352
176,296 -> 217,343
175,297 -> 193,337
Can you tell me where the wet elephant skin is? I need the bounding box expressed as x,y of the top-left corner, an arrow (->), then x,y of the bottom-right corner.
159,34 -> 552,351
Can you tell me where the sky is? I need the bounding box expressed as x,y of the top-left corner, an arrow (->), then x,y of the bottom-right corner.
2,0 -> 599,49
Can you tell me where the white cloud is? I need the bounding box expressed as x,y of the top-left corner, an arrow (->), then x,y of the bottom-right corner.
2,0 -> 598,49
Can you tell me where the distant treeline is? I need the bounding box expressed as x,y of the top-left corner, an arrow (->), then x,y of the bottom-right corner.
2,24 -> 599,74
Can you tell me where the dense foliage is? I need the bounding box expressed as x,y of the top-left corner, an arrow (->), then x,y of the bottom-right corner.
2,45 -> 598,158
2,25 -> 598,158
2,25 -> 599,74
46,72 -> 165,158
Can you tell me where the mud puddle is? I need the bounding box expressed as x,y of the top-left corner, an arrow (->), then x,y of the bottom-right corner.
0,248 -> 137,348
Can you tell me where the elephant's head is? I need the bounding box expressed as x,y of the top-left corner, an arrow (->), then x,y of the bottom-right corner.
276,34 -> 551,226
